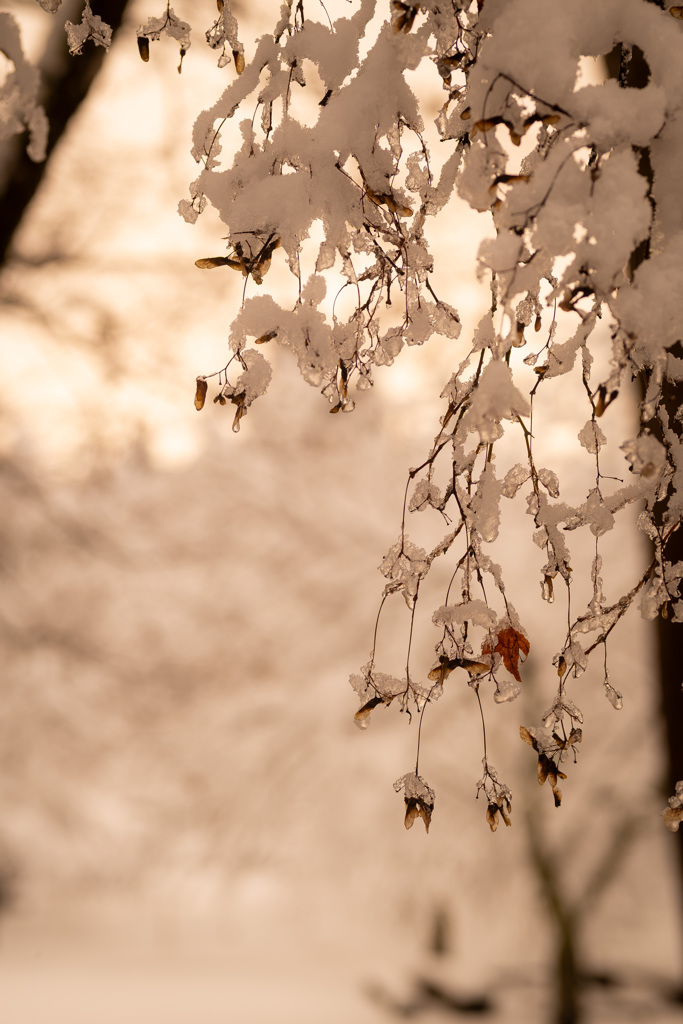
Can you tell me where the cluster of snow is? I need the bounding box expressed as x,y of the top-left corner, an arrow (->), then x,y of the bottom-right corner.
0,12 -> 48,161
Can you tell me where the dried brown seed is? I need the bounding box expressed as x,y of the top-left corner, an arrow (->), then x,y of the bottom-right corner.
194,378 -> 208,411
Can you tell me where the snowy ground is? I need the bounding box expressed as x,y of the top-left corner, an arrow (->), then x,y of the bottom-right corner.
0,887 -> 682,1024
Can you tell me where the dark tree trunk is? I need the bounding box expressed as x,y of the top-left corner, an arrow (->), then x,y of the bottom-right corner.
657,537 -> 683,898
0,0 -> 131,267
527,813 -> 583,1024
556,927 -> 580,1024
606,35 -> 683,968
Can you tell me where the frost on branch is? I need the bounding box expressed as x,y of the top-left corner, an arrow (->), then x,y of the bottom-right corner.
476,760 -> 512,833
394,772 -> 435,833
0,13 -> 48,161
137,6 -> 191,72
195,349 -> 272,433
180,0 -> 683,831
185,0 -> 464,416
662,781 -> 683,833
65,3 -> 112,55
380,537 -> 430,609
205,1 -> 244,72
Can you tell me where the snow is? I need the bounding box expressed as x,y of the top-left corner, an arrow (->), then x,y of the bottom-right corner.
461,360 -> 530,443
0,12 -> 47,160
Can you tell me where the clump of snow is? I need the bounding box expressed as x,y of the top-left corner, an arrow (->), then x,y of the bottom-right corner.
578,420 -> 607,455
66,3 -> 112,54
0,13 -> 48,161
461,360 -> 530,443
662,781 -> 683,832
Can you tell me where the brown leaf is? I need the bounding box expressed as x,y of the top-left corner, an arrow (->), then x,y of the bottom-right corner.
483,627 -> 530,682
194,378 -> 208,411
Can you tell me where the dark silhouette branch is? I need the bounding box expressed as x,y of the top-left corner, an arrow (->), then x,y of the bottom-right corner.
0,0 -> 131,268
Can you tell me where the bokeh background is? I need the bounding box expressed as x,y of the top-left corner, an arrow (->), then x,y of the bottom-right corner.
0,2 -> 682,1022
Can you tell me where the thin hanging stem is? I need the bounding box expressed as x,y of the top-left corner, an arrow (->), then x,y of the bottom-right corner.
474,683 -> 488,763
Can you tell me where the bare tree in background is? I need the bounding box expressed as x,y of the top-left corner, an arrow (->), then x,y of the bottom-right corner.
0,0 -> 130,267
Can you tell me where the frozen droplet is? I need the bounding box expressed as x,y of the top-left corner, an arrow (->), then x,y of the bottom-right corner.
604,680 -> 623,710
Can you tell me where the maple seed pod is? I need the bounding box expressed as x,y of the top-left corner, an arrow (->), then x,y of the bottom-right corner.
233,50 -> 245,74
594,385 -> 607,417
195,256 -> 233,269
217,0 -> 224,10
138,36 -> 150,62
392,1 -> 417,33
535,315 -> 542,332
671,5 -> 683,17
194,378 -> 208,411
460,106 -> 471,120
